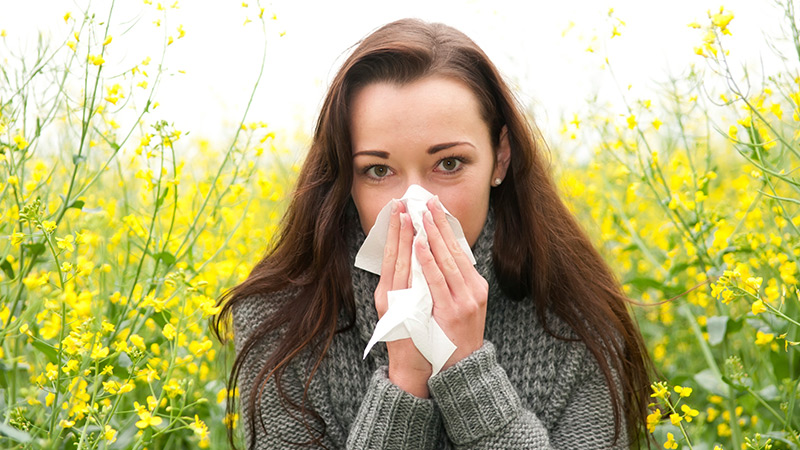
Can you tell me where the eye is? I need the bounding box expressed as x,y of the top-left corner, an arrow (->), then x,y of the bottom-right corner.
436,157 -> 463,173
365,165 -> 392,179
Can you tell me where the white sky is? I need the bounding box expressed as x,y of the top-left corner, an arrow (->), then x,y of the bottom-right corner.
0,0 -> 788,154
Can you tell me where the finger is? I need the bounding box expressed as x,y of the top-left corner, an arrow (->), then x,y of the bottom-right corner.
392,212 -> 413,291
378,199 -> 401,289
422,209 -> 469,300
427,196 -> 476,279
415,235 -> 454,309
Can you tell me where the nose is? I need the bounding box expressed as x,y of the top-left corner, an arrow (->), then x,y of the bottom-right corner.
403,174 -> 431,195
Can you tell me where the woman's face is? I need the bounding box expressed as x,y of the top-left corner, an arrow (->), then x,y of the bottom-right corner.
349,75 -> 510,246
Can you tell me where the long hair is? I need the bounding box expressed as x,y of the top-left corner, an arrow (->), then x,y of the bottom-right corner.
212,18 -> 653,449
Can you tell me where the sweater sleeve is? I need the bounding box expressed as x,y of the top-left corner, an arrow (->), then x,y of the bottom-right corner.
346,366 -> 444,449
233,293 -> 444,450
427,340 -> 628,449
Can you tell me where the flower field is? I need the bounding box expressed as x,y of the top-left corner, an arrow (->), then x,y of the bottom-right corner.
0,2 -> 797,449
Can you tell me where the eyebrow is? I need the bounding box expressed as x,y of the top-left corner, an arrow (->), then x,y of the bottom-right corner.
352,141 -> 475,159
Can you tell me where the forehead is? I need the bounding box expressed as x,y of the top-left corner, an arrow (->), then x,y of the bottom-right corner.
349,76 -> 489,150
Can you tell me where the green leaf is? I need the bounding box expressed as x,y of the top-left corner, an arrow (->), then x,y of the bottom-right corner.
32,340 -> 59,364
771,350 -> 790,380
625,277 -> 664,292
694,368 -> 727,396
68,199 -> 85,210
0,362 -> 7,389
667,262 -> 690,278
22,242 -> 46,258
0,257 -> 14,279
71,154 -> 87,165
156,186 -> 170,208
721,374 -> 752,391
0,422 -> 32,443
155,251 -> 176,265
706,315 -> 728,346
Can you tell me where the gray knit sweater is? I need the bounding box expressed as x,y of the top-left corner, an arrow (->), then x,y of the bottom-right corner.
232,210 -> 630,449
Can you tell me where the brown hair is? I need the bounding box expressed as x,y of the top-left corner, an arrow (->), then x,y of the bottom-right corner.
212,18 -> 653,449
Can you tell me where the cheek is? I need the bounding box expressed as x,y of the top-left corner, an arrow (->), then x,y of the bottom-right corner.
352,187 -> 389,235
440,188 -> 490,247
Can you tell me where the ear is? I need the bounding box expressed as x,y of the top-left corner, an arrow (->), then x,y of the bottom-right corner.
492,125 -> 511,182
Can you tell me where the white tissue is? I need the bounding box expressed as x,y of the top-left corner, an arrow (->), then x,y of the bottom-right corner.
355,184 -> 476,377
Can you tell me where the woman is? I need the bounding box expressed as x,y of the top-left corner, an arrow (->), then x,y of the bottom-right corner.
213,18 -> 653,449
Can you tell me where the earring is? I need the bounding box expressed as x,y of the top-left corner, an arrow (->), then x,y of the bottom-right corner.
493,177 -> 503,186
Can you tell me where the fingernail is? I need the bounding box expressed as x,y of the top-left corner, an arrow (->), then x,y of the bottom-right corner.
400,213 -> 407,229
424,210 -> 434,224
391,199 -> 398,214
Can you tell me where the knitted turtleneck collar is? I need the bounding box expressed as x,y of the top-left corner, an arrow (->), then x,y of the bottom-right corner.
345,200 -> 500,351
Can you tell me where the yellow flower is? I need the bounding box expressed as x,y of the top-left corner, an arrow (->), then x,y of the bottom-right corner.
664,432 -> 678,449
103,380 -> 121,394
162,323 -> 176,340
62,359 -> 79,374
130,334 -> 146,350
755,330 -> 774,345
60,419 -> 76,428
147,395 -> 159,411
710,7 -> 734,34
177,24 -> 186,38
674,385 -> 692,397
90,343 -> 109,360
189,414 -> 209,438
627,114 -> 637,129
103,425 -> 117,443
105,84 -> 124,105
652,118 -> 662,130
64,12 -> 71,22
650,382 -> 668,399
102,35 -> 112,46
669,413 -> 682,425
10,232 -> 25,245
135,410 -> 163,429
216,387 -> 228,404
223,412 -> 239,429
751,299 -> 767,315
646,410 -> 660,433
770,103 -> 783,119
88,54 -> 105,66
13,133 -> 29,150
681,404 -> 700,422
56,235 -> 75,252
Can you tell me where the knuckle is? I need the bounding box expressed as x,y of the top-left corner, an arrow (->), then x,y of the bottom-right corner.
442,255 -> 458,273
431,271 -> 447,286
383,245 -> 396,261
464,301 -> 480,314
477,277 -> 489,295
394,257 -> 407,274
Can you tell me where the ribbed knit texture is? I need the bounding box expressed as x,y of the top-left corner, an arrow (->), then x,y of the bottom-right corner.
232,206 -> 630,449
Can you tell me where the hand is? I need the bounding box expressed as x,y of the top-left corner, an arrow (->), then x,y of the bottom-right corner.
417,196 -> 489,371
375,199 -> 432,398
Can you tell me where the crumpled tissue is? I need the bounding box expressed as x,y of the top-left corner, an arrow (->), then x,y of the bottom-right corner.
355,184 -> 476,377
